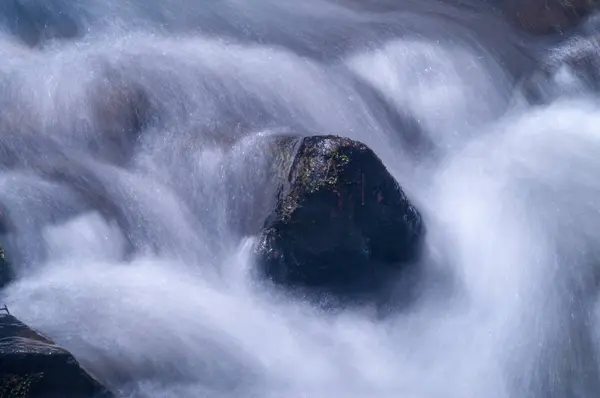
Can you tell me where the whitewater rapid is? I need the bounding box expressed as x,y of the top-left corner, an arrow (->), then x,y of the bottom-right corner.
0,0 -> 600,397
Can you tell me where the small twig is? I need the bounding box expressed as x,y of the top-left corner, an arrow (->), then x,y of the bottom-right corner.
0,305 -> 10,315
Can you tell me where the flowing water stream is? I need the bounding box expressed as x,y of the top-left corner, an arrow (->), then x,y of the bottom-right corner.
1,0 -> 600,397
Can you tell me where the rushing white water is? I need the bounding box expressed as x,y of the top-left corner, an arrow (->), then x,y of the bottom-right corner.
0,0 -> 600,397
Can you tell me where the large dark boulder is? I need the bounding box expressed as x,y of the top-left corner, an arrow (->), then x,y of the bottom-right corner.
0,313 -> 113,398
254,135 -> 423,296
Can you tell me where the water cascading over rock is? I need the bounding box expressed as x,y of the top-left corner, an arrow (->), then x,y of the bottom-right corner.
521,34 -> 600,103
0,312 -> 113,398
254,135 -> 423,297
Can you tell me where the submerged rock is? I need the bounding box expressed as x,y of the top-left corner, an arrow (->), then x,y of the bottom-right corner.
495,0 -> 595,35
483,0 -> 594,35
89,68 -> 155,165
520,35 -> 600,103
254,135 -> 423,296
0,0 -> 80,47
0,313 -> 113,398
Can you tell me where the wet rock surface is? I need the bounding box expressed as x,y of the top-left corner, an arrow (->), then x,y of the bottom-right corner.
0,247 -> 12,291
0,313 -> 113,398
254,135 -> 424,296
